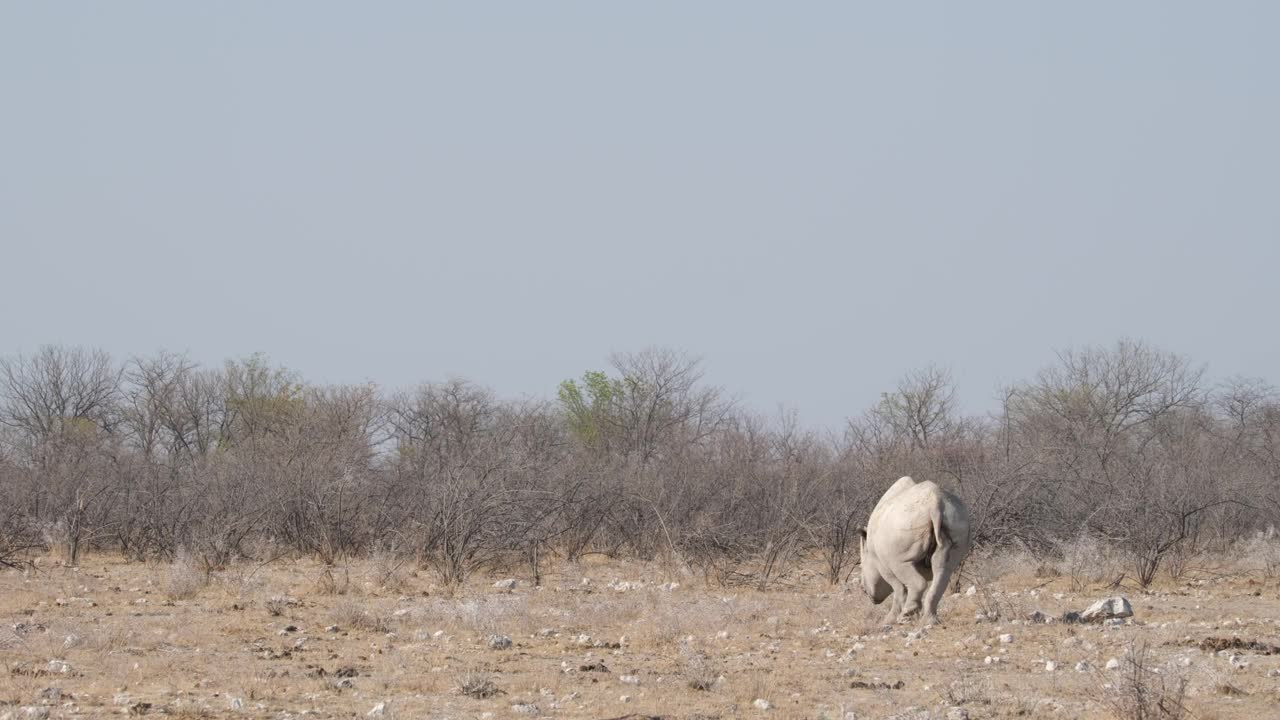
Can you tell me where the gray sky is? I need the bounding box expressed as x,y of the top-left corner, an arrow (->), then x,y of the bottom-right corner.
2,2 -> 1277,428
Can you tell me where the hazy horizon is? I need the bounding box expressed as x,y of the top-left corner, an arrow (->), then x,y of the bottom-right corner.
3,3 -> 1277,428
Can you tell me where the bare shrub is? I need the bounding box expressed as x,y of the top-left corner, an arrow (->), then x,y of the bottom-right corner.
0,506 -> 39,569
1056,533 -> 1127,591
369,546 -> 412,592
1096,641 -> 1190,720
1239,528 -> 1280,578
163,550 -> 207,601
315,565 -> 351,595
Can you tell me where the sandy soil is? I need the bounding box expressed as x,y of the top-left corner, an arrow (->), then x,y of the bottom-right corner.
2,555 -> 1279,719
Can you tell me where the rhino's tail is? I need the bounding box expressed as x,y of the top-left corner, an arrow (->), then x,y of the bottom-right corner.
930,498 -> 953,558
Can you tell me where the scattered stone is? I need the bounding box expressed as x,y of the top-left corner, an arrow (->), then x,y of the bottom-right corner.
229,697 -> 244,710
716,630 -> 730,639
619,675 -> 640,685
850,680 -> 905,690
578,661 -> 609,673
1229,654 -> 1250,670
573,634 -> 593,646
367,702 -> 388,717
45,660 -> 70,674
1045,661 -> 1057,672
335,678 -> 355,689
753,698 -> 772,710
35,688 -> 63,704
1106,658 -> 1122,670
510,702 -> 540,715
947,708 -> 970,720
998,634 -> 1014,644
325,625 -> 339,633
1075,661 -> 1091,672
537,628 -> 557,637
335,667 -> 359,678
965,585 -> 977,596
1027,611 -> 1049,624
493,579 -> 518,591
488,635 -> 513,650
1081,597 -> 1133,623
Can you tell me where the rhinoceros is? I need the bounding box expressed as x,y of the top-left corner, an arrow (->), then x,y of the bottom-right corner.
858,476 -> 971,626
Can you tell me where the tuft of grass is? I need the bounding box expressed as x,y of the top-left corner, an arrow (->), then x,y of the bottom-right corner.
329,599 -> 393,634
1096,640 -> 1190,720
455,669 -> 501,699
938,674 -> 993,707
680,642 -> 720,691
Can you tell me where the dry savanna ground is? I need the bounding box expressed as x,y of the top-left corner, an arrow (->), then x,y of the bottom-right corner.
3,551 -> 1280,720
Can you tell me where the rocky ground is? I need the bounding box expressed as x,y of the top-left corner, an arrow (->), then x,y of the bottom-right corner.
2,555 -> 1279,719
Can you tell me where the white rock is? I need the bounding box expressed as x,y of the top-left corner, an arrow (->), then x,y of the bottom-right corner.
619,675 -> 640,685
1045,661 -> 1057,672
1075,661 -> 1091,672
44,661 -> 70,674
947,708 -> 970,720
229,697 -> 244,710
716,630 -> 730,639
619,695 -> 631,704
1105,658 -> 1122,670
1081,597 -> 1133,622
493,578 -> 518,590
753,698 -> 772,710
488,635 -> 512,650
965,585 -> 977,596
998,634 -> 1014,644
367,702 -> 388,717
510,703 -> 539,715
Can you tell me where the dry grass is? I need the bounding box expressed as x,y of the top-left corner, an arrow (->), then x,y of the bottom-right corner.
455,668 -> 502,699
1,553 -> 1279,719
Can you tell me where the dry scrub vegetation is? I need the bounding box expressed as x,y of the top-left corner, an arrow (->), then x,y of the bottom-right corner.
2,339 -> 1280,717
2,550 -> 1280,719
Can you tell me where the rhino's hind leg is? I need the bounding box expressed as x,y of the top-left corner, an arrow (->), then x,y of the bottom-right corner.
922,536 -> 959,626
888,560 -> 930,623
